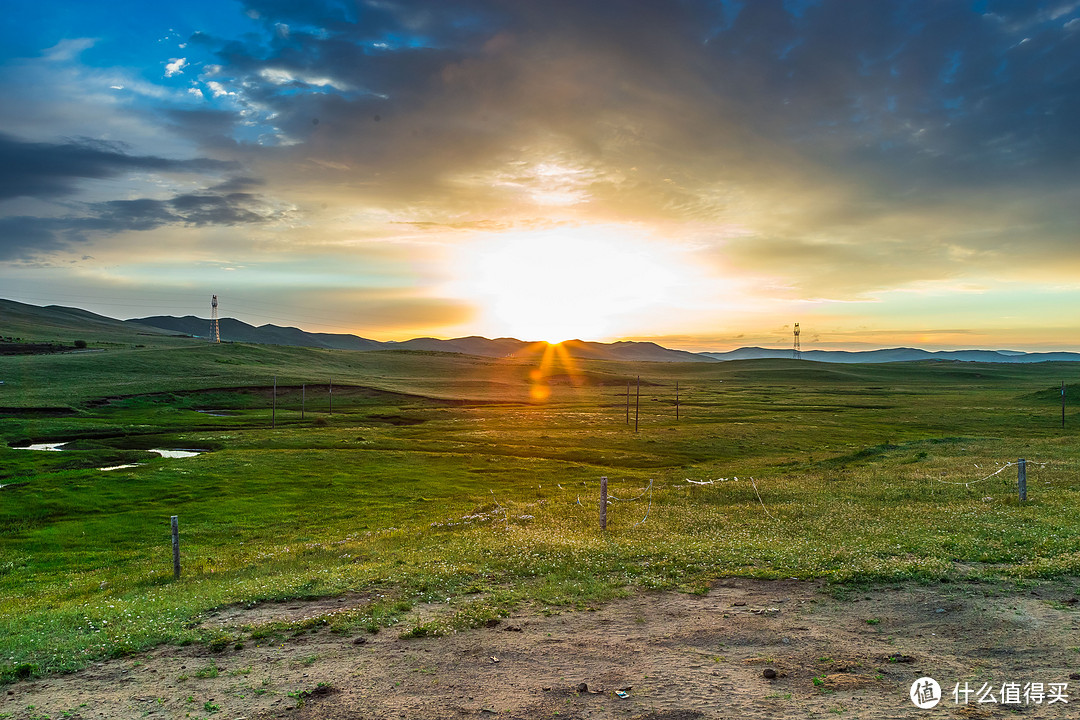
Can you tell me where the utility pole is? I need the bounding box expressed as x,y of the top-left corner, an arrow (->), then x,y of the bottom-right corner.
675,380 -> 680,421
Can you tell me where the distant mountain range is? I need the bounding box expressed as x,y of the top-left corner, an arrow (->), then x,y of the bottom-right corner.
3,298 -> 1079,364
130,313 -> 1080,364
127,314 -> 714,362
697,347 -> 1080,364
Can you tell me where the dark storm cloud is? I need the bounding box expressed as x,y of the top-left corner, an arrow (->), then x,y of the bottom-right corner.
0,130 -> 279,260
210,176 -> 265,192
0,191 -> 283,260
240,0 -> 509,44
162,109 -> 242,150
0,133 -> 238,201
8,0 -> 1080,299
96,192 -> 282,229
188,0 -> 1080,208
0,216 -> 68,260
757,0 -> 1080,187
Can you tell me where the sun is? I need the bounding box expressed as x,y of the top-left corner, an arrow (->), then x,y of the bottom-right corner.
452,225 -> 684,343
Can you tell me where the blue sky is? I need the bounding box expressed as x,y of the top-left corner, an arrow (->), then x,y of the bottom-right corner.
1,1 -> 1080,349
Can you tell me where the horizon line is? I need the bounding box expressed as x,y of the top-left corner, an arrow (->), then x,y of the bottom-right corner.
4,296 -> 1080,356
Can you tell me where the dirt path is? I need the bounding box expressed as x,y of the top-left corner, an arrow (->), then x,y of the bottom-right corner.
6,577 -> 1080,719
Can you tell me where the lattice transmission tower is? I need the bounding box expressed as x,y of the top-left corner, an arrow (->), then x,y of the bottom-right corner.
793,322 -> 801,359
210,295 -> 220,343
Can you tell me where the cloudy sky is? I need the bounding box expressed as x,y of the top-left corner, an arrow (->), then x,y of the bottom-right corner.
1,0 -> 1079,350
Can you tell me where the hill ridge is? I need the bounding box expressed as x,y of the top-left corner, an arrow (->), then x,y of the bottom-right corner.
3,298 -> 1079,363
697,347 -> 1080,364
127,314 -> 713,362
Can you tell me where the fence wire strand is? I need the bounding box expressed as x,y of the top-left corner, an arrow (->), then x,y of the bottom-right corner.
936,460 -> 1052,487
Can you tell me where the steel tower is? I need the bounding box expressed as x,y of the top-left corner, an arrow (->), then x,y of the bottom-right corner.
211,295 -> 220,343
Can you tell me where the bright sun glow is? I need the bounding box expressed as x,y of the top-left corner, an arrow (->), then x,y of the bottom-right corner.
452,225 -> 687,343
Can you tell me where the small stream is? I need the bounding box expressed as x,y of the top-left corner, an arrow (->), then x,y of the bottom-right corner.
11,442 -> 206,471
20,442 -> 69,451
147,449 -> 202,458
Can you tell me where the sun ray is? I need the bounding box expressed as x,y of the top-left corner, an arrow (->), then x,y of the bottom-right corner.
525,340 -> 583,402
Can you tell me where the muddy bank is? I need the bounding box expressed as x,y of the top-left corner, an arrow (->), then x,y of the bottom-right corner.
5,577 -> 1080,719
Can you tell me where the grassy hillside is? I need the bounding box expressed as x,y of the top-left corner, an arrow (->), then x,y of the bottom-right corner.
2,336 -> 1080,684
0,298 -> 189,347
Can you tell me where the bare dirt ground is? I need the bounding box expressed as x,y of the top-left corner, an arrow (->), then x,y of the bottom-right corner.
6,576 -> 1080,719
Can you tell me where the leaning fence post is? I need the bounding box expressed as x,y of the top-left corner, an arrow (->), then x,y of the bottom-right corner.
171,515 -> 181,580
599,476 -> 608,531
1018,458 -> 1027,503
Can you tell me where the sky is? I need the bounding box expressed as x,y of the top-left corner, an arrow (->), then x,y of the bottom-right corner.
1,0 -> 1079,351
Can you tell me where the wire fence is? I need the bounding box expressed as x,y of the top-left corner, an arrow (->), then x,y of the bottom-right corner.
935,459 -> 1056,487
431,456 -> 1073,533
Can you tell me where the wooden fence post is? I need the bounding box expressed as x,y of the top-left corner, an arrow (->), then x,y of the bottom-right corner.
171,515 -> 180,580
635,376 -> 640,433
599,476 -> 608,531
1018,458 -> 1027,503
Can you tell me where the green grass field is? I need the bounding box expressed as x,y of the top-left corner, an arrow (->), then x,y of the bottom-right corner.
2,334 -> 1080,683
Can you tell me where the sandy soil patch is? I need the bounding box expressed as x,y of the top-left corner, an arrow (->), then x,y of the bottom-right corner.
5,577 -> 1080,719
198,593 -> 374,629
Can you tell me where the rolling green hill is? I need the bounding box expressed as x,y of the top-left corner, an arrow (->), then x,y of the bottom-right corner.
3,297 -> 1080,687
0,298 -> 188,346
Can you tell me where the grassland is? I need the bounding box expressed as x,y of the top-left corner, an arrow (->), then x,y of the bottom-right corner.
2,335 -> 1080,684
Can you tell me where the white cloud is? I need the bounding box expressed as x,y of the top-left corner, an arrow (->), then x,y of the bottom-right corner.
188,87 -> 204,99
43,38 -> 96,62
164,58 -> 188,78
258,67 -> 350,90
206,81 -> 234,98
259,68 -> 295,85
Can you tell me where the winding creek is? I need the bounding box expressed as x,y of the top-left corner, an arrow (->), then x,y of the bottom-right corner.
9,442 -> 206,473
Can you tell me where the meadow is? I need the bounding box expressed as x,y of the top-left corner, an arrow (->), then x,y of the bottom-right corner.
2,336 -> 1080,684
